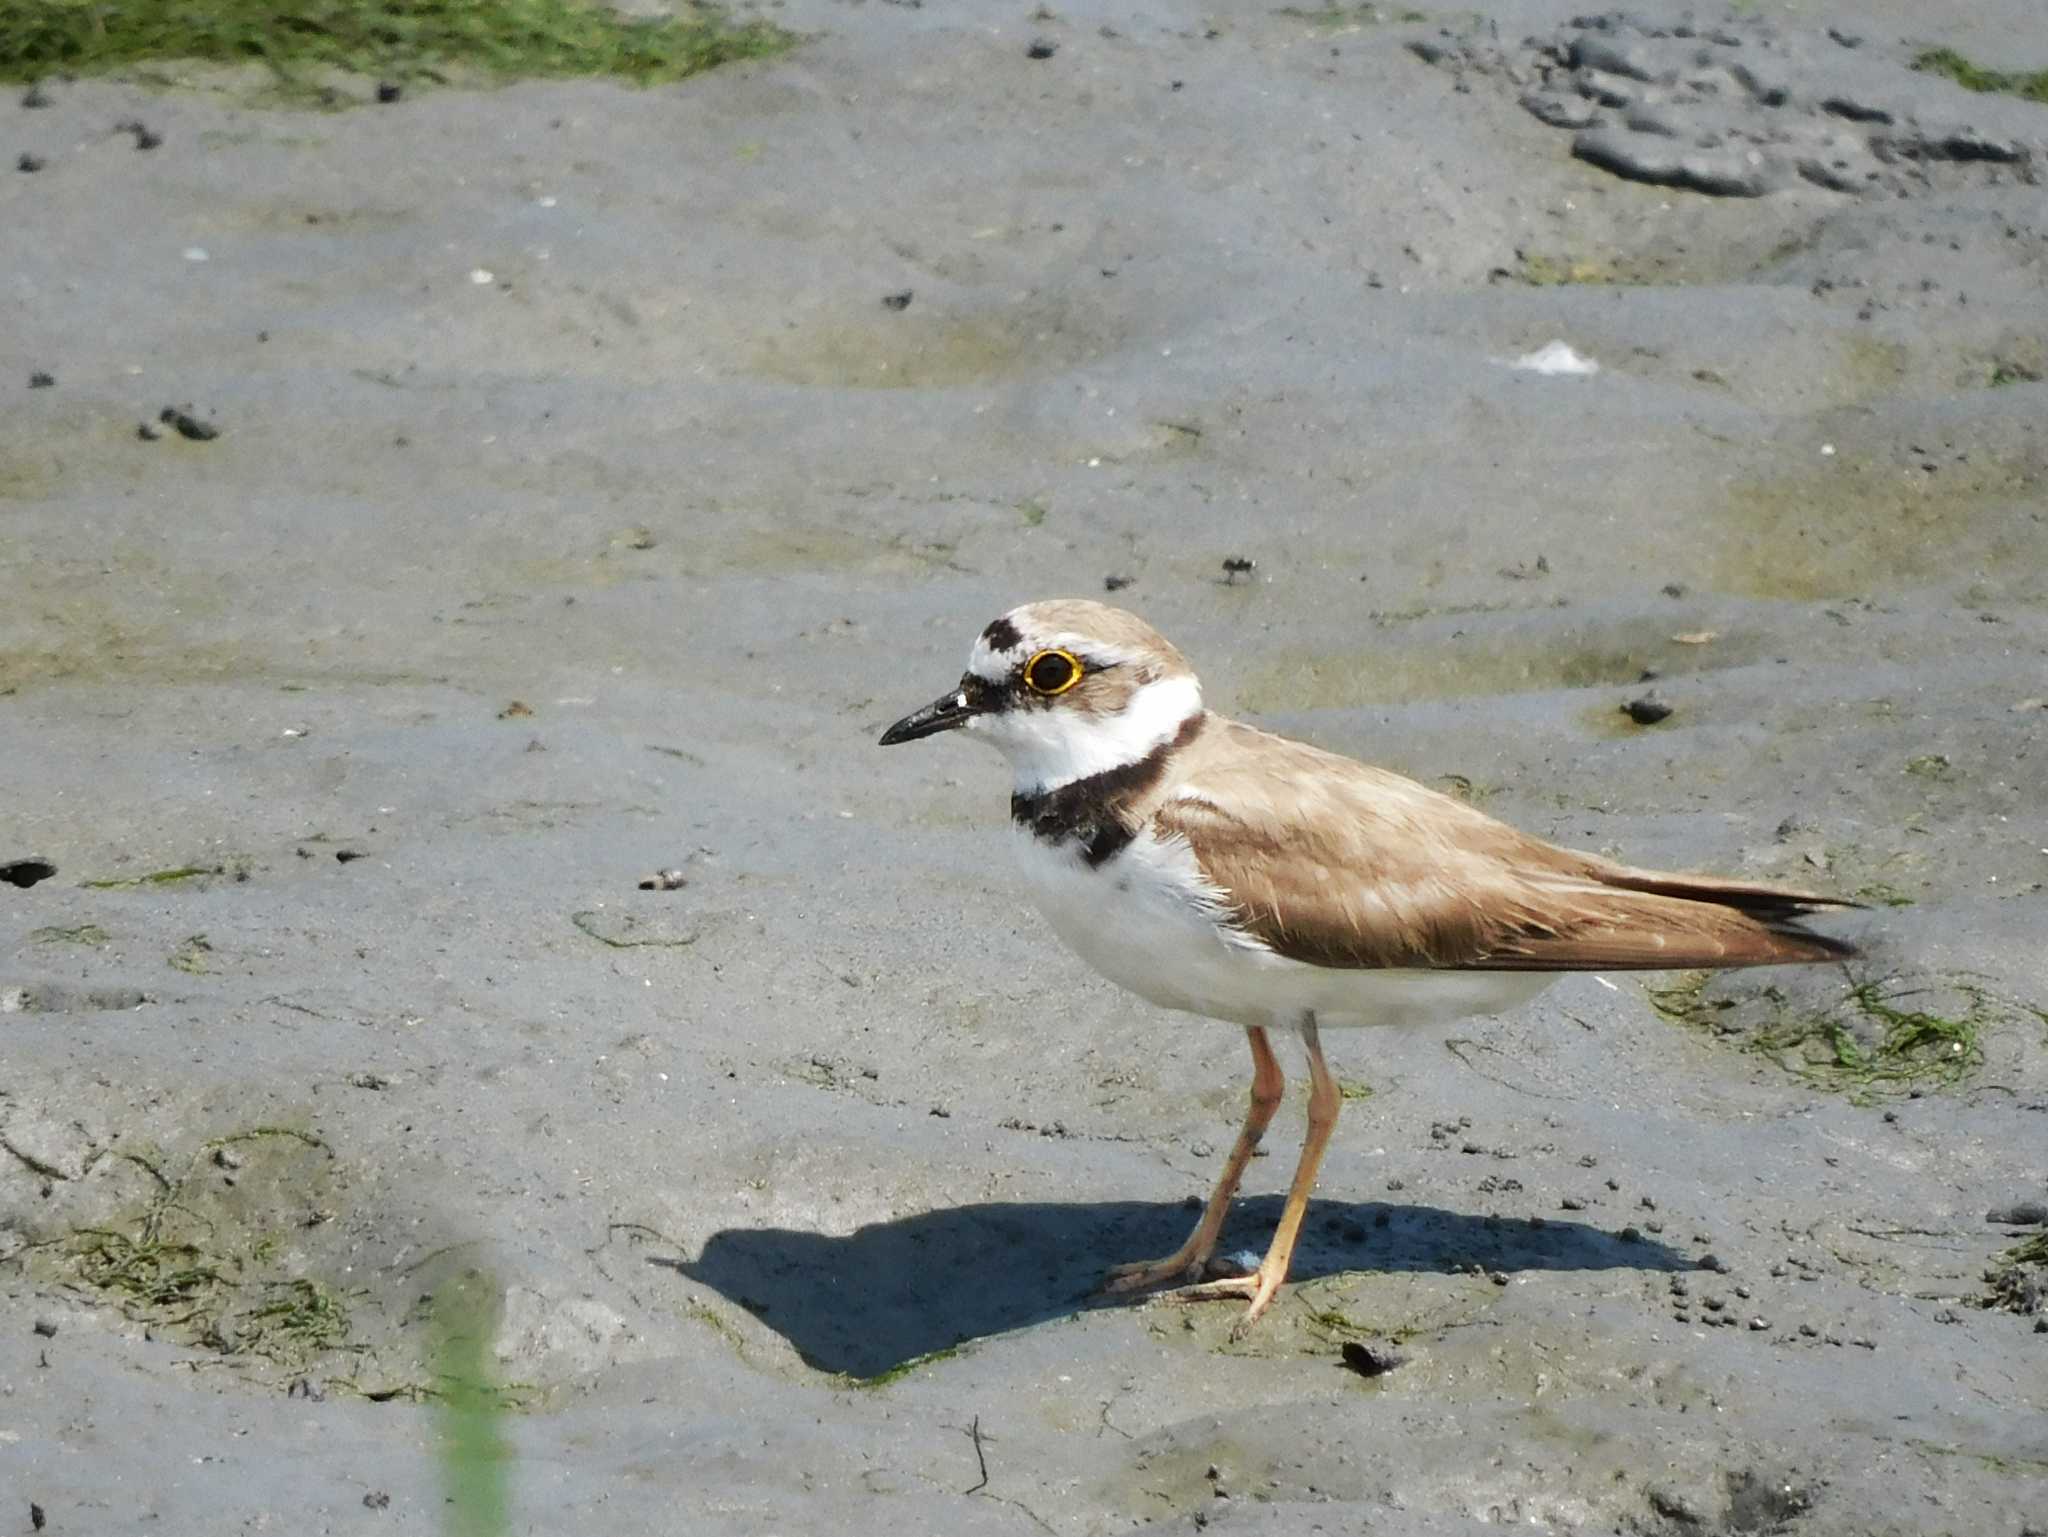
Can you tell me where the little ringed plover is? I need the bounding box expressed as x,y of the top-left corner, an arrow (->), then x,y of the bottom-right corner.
880,599 -> 1858,1334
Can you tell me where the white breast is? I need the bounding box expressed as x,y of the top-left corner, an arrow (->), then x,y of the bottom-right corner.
1010,824 -> 1554,1030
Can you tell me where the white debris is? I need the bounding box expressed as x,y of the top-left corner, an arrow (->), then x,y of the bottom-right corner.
469,268 -> 495,285
1511,339 -> 1599,376
181,246 -> 209,262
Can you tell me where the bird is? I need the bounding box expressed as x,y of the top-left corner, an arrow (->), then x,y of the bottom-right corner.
879,599 -> 1859,1334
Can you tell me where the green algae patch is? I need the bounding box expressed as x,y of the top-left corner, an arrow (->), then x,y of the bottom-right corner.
1651,973 -> 2017,1103
81,864 -> 224,889
1707,445 -> 2047,602
1982,1233 -> 2047,1316
0,0 -> 792,105
30,923 -> 110,946
1911,48 -> 2048,106
28,1126 -> 361,1372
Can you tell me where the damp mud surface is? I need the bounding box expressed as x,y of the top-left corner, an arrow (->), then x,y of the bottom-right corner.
3,1 -> 2046,1533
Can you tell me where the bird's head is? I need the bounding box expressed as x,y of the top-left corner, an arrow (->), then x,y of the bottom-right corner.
879,599 -> 1204,792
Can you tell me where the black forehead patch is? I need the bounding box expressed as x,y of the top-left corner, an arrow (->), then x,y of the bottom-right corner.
980,615 -> 1023,652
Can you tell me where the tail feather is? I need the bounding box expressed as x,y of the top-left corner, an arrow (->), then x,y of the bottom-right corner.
1589,861 -> 1865,921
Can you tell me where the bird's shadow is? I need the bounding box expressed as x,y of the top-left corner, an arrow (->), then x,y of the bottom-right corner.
660,1197 -> 1689,1378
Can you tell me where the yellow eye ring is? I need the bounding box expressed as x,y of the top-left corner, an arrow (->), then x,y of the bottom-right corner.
1023,648 -> 1083,696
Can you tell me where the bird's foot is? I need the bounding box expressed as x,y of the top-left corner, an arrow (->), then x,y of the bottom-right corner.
1146,1265 -> 1286,1338
1100,1251 -> 1210,1295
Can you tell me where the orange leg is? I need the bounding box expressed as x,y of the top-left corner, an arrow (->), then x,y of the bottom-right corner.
1157,1014 -> 1340,1337
1102,1026 -> 1285,1294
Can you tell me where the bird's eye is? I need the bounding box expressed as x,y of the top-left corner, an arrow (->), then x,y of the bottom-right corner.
1023,649 -> 1082,696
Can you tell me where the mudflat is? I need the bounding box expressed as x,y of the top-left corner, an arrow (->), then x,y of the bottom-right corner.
3,2 -> 2045,1531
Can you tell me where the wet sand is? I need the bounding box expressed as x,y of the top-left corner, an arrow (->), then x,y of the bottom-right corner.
4,1 -> 2046,1531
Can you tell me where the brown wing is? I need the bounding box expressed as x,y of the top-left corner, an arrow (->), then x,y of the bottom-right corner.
1155,719 -> 1858,972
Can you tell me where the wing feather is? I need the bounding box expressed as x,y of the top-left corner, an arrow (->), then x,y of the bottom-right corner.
1155,720 -> 1858,972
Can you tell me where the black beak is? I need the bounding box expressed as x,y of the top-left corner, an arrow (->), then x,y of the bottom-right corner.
879,684 -> 980,746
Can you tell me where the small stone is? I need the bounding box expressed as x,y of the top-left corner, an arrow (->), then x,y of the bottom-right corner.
1561,1196 -> 1586,1211
22,82 -> 52,108
32,1318 -> 57,1338
137,421 -> 162,441
1385,1178 -> 1404,1192
1748,1316 -> 1770,1330
1853,1336 -> 1876,1349
1986,1202 -> 2048,1226
363,1490 -> 391,1509
1700,1253 -> 1729,1273
1622,691 -> 1673,725
880,290 -> 913,311
16,153 -> 45,173
28,371 -> 54,387
1735,1284 -> 1753,1299
1103,574 -> 1134,592
376,81 -> 403,103
1798,1323 -> 1818,1337
160,407 -> 219,441
1026,38 -> 1058,59
1620,1226 -> 1642,1243
1339,1340 -> 1405,1377
1661,582 -> 1687,597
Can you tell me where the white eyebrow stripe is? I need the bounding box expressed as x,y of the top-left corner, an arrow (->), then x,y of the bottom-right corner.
967,634 -> 1146,683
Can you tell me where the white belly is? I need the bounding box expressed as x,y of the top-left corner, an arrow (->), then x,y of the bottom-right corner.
1010,825 -> 1554,1029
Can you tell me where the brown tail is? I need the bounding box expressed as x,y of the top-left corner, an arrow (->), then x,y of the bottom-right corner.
1592,863 -> 1865,923
1467,861 -> 1864,972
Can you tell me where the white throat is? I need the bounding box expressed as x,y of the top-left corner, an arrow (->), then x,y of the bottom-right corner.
971,673 -> 1203,793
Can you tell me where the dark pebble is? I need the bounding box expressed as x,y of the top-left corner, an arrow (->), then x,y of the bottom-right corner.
1104,574 -> 1134,592
1700,1253 -> 1729,1273
880,290 -> 913,311
17,153 -> 45,173
1622,691 -> 1674,725
32,1503 -> 47,1532
28,370 -> 54,387
1561,1196 -> 1586,1211
334,849 -> 366,864
1661,581 -> 1687,597
1,858 -> 58,888
1339,1340 -> 1405,1378
1986,1202 -> 2048,1226
1026,38 -> 1058,59
1620,1225 -> 1642,1243
376,81 -> 403,103
32,1318 -> 57,1338
1221,556 -> 1256,583
160,407 -> 220,441
364,1490 -> 391,1509
137,421 -> 162,441
22,82 -> 52,108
